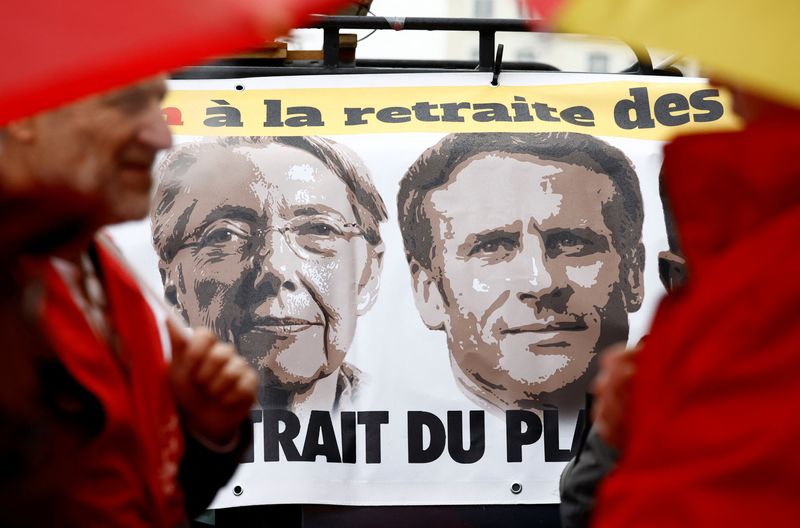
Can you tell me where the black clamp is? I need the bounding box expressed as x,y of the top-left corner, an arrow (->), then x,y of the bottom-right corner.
491,43 -> 504,86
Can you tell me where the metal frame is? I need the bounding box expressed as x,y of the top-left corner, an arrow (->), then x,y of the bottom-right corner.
314,16 -> 535,70
174,15 -> 674,80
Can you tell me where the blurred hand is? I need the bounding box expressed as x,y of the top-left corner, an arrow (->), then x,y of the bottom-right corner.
167,319 -> 257,445
592,340 -> 643,450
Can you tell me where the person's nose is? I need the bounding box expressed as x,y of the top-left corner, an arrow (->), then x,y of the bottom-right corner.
250,228 -> 300,295
515,235 -> 553,298
516,235 -> 573,312
138,101 -> 173,150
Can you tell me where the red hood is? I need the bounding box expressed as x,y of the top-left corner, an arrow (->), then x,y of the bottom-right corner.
662,123 -> 800,274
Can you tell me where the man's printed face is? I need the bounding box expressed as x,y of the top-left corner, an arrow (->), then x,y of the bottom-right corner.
163,144 -> 379,395
419,152 -> 637,409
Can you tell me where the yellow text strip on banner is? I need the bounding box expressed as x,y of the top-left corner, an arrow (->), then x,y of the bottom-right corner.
163,81 -> 739,140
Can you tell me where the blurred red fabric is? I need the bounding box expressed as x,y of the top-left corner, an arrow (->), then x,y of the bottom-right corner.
1,0 -> 349,124
594,123 -> 800,526
521,0 -> 567,20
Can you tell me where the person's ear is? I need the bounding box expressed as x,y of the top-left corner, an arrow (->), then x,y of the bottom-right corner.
356,241 -> 385,316
409,259 -> 447,330
624,242 -> 645,312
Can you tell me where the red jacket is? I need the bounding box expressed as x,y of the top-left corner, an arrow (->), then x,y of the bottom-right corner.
37,239 -> 186,527
594,123 -> 800,526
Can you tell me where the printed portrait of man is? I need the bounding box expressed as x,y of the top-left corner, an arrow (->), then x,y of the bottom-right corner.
151,136 -> 387,412
397,132 -> 645,412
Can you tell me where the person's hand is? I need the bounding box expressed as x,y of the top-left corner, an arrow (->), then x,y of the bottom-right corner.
167,318 -> 257,446
592,341 -> 642,450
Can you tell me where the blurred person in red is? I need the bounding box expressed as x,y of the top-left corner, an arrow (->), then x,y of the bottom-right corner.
590,86 -> 800,526
0,77 -> 257,527
559,172 -> 687,528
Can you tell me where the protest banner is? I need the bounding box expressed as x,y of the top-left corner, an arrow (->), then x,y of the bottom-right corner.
109,72 -> 736,507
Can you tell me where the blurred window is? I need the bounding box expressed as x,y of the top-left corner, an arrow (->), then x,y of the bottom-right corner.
474,0 -> 494,18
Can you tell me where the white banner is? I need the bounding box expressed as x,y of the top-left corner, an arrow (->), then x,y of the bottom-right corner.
108,72 -> 736,507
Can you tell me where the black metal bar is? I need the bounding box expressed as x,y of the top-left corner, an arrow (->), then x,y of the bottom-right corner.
193,57 -> 560,71
308,15 -> 538,32
356,58 -> 558,71
322,27 -> 340,68
214,504 -> 563,528
478,30 -> 496,71
171,60 -> 562,80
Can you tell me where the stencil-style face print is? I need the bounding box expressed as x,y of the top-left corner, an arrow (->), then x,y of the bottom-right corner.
158,143 -> 383,406
411,152 -> 642,410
